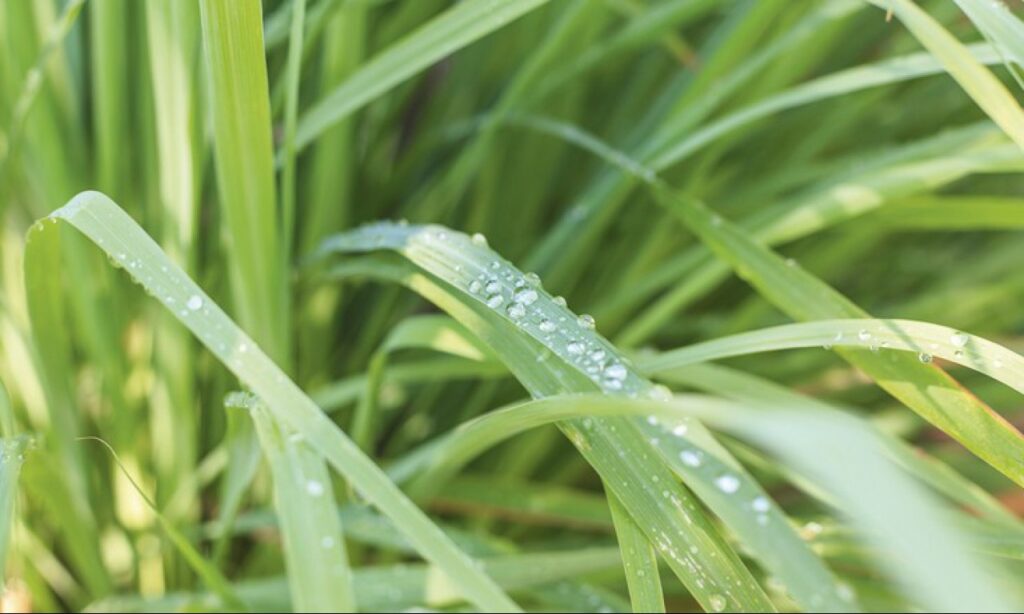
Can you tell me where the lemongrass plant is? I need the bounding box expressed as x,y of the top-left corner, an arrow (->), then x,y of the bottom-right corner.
1,0 -> 1024,612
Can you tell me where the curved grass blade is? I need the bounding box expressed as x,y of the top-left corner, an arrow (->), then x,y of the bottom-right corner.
673,394 -> 1022,612
650,362 -> 1021,529
874,0 -> 1024,150
608,494 -> 665,613
649,43 -> 1002,169
954,0 -> 1024,73
486,113 -> 1024,490
643,318 -> 1024,397
653,184 -> 1024,488
317,222 -> 855,612
250,402 -> 355,612
24,191 -> 521,613
387,388 -> 1022,611
522,37 -> 1002,286
293,0 -> 551,156
79,437 -> 246,611
353,314 -> 498,451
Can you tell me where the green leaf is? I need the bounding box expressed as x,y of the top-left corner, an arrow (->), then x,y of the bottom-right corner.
293,0 -> 551,155
249,401 -> 356,612
25,192 -> 521,613
654,184 -> 1024,488
876,0 -> 1024,150
317,221 -> 855,612
643,318 -> 1024,397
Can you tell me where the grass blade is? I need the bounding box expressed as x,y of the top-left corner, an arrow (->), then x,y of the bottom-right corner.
249,401 -> 355,612
876,0 -> 1024,150
25,191 -> 522,613
318,222 -> 857,612
80,437 -> 246,611
293,0 -> 551,155
644,318 -> 1024,396
198,0 -> 288,362
654,185 -> 1024,487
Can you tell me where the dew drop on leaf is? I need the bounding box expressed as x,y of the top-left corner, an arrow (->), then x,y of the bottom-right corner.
715,474 -> 741,494
507,302 -> 526,319
679,450 -> 702,467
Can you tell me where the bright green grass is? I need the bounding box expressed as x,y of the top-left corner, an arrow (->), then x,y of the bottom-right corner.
2,1 -> 1024,612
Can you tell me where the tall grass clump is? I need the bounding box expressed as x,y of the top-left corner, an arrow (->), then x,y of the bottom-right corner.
1,0 -> 1024,612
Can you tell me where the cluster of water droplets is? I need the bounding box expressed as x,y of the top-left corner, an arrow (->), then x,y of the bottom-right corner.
0,435 -> 33,466
824,325 -> 987,368
400,227 -> 646,396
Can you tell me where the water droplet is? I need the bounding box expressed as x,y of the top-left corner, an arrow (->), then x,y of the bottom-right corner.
507,302 -> 526,319
649,385 -> 672,401
513,287 -> 538,305
950,331 -> 969,348
187,295 -> 203,311
646,415 -> 659,425
715,474 -> 740,494
918,352 -> 932,364
321,536 -> 335,549
603,378 -> 623,391
604,363 -> 627,381
679,450 -> 702,467
486,294 -> 504,309
709,594 -> 727,612
553,296 -> 567,307
490,261 -> 500,270
306,481 -> 325,497
471,232 -> 488,247
468,280 -> 483,295
485,279 -> 501,294
802,521 -> 823,538
857,329 -> 871,342
524,272 -> 541,286
577,314 -> 596,330
567,341 -> 584,355
672,424 -> 688,437
752,496 -> 770,512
